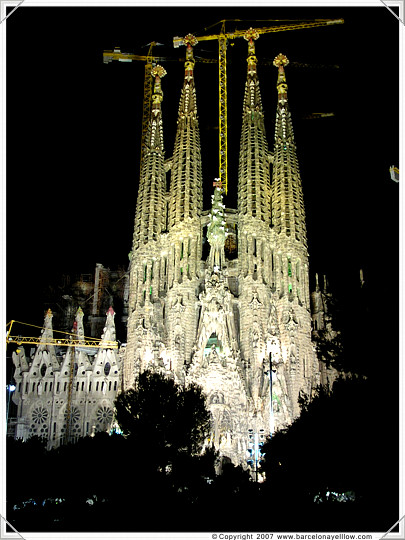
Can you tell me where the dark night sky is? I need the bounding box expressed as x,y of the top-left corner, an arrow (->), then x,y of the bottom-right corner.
5,2 -> 400,329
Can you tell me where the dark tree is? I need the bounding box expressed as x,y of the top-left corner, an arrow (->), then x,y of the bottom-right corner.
115,371 -> 211,465
259,376 -> 399,531
7,375 -> 218,532
114,371 -> 218,530
7,435 -> 48,509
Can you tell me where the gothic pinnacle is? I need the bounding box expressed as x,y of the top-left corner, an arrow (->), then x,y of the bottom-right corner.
168,30 -> 202,227
238,26 -> 271,224
132,61 -> 166,250
273,53 -> 289,101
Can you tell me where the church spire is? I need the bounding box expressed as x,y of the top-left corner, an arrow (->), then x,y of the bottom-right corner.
271,54 -> 307,247
237,29 -> 271,223
33,308 -> 59,369
168,34 -> 203,229
38,308 -> 55,349
132,65 -> 167,250
100,306 -> 116,346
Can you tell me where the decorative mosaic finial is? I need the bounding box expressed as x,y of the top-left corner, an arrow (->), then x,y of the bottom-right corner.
183,33 -> 198,47
244,27 -> 260,42
151,65 -> 167,110
213,178 -> 224,192
183,34 -> 197,79
273,53 -> 289,99
273,53 -> 289,68
244,28 -> 259,68
151,65 -> 166,90
151,64 -> 167,80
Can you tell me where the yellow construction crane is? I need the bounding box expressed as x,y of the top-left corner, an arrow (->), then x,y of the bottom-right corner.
6,319 -> 118,349
103,43 -> 160,173
6,318 -> 118,444
302,112 -> 335,120
173,18 -> 344,195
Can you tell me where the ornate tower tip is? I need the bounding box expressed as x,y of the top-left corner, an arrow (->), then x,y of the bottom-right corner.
183,33 -> 198,47
273,53 -> 289,68
46,308 -> 53,317
213,178 -> 224,192
274,54 -> 289,99
107,306 -> 115,316
151,65 -> 166,111
244,27 -> 260,42
151,64 -> 167,79
182,35 -> 197,78
244,28 -> 259,69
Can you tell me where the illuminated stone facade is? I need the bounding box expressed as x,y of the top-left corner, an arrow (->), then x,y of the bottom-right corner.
124,35 -> 323,465
11,34 -> 330,465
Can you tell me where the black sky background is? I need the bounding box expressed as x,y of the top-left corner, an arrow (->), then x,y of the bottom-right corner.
3,6 -> 402,530
6,3 -> 399,334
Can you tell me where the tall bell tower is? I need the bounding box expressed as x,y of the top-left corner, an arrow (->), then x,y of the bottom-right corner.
270,53 -> 320,418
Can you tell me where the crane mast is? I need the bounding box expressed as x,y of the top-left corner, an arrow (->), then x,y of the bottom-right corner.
140,42 -> 156,174
218,25 -> 228,195
64,322 -> 78,445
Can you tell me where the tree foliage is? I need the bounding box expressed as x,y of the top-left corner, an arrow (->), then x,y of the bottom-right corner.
7,371 -> 398,533
114,370 -> 211,468
260,376 -> 399,531
7,373 -> 218,532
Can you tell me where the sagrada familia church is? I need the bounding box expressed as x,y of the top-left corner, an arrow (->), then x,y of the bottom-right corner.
9,31 -> 336,467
